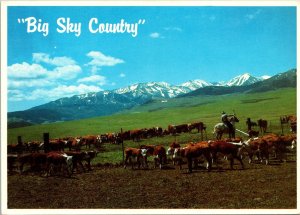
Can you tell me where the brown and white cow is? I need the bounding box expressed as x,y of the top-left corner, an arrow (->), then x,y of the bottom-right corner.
208,140 -> 244,169
168,125 -> 177,135
242,137 -> 269,165
183,141 -> 212,173
45,151 -> 73,177
167,142 -> 182,165
130,129 -> 146,142
65,137 -> 82,151
81,135 -> 101,149
18,152 -> 48,174
140,145 -> 167,169
155,127 -> 163,137
261,133 -> 296,161
124,147 -> 145,169
65,150 -> 97,172
39,139 -> 65,152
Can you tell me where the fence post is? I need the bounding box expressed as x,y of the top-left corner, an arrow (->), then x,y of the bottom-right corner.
43,132 -> 50,153
280,119 -> 284,135
17,136 -> 23,154
17,136 -> 22,145
121,128 -> 124,164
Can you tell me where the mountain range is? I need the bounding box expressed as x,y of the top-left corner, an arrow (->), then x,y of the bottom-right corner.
8,69 -> 296,128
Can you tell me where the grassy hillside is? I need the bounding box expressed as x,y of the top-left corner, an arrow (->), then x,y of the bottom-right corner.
8,88 -> 296,145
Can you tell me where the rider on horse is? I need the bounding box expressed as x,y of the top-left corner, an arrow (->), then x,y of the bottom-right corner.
221,111 -> 235,138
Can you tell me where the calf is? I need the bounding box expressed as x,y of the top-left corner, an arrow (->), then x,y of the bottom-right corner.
167,142 -> 181,165
65,150 -> 97,172
124,147 -> 145,169
45,152 -> 73,177
66,137 -> 82,151
140,145 -> 167,169
243,138 -> 269,165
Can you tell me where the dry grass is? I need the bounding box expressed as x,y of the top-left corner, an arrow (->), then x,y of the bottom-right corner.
8,154 -> 296,209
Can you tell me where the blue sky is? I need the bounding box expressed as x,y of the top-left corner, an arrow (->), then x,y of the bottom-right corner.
7,6 -> 296,112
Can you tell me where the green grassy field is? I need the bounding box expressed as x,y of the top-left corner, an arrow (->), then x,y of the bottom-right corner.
7,88 -> 298,209
7,88 -> 296,164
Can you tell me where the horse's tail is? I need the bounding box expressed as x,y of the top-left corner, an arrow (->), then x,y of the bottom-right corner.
213,125 -> 218,134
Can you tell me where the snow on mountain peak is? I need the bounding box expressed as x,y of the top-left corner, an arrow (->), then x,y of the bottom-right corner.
95,72 -> 266,100
179,79 -> 212,90
226,73 -> 260,87
260,75 -> 271,80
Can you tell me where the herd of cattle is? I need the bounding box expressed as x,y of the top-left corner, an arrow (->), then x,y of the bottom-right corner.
6,121 -> 207,177
7,116 -> 297,176
124,133 -> 296,173
7,121 -> 206,154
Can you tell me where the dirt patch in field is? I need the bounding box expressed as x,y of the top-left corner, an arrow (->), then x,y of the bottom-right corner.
7,158 -> 296,209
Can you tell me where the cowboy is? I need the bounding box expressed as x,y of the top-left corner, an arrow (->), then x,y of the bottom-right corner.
221,111 -> 235,138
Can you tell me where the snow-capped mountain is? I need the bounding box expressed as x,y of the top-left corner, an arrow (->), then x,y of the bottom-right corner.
225,73 -> 262,87
114,80 -> 213,99
9,69 -> 295,126
114,82 -> 188,98
259,75 -> 271,80
180,80 -> 212,90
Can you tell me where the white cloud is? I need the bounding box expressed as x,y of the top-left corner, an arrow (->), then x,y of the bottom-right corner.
86,51 -> 124,68
8,84 -> 102,101
8,62 -> 48,79
8,78 -> 53,88
119,73 -> 126,78
8,59 -> 82,97
8,52 -> 117,104
48,65 -> 82,80
22,84 -> 102,101
33,53 -> 77,66
85,51 -> 124,75
150,32 -> 161,38
77,75 -> 107,85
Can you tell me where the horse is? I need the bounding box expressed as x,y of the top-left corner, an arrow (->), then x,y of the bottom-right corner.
214,115 -> 239,140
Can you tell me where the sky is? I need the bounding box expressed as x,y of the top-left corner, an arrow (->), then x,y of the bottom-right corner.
6,6 -> 297,112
